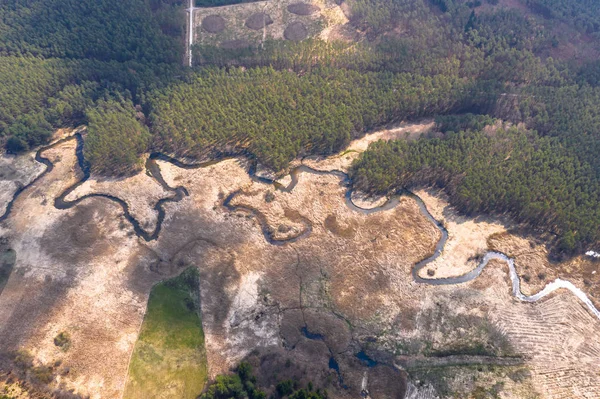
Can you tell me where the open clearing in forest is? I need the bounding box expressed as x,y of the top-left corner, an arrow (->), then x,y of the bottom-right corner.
191,0 -> 347,51
123,268 -> 207,399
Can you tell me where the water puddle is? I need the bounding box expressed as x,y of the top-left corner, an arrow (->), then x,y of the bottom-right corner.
355,351 -> 378,368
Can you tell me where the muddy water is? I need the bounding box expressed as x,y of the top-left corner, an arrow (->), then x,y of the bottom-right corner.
300,326 -> 347,387
3,138 -> 600,320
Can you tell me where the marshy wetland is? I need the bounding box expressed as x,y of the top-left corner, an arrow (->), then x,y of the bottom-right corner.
0,122 -> 599,399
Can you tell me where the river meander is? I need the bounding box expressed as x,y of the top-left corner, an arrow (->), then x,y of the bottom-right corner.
2,133 -> 599,321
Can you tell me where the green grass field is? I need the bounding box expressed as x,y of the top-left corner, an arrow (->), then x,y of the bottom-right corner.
123,268 -> 207,399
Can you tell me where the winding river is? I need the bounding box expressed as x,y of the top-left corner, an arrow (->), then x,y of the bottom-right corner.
1,134 -> 600,321
0,134 -> 73,223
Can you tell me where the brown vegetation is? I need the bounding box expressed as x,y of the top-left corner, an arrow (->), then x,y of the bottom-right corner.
287,2 -> 321,16
245,12 -> 273,30
202,15 -> 226,33
284,22 -> 309,41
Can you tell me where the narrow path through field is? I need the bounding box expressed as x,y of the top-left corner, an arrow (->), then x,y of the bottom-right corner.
187,0 -> 194,66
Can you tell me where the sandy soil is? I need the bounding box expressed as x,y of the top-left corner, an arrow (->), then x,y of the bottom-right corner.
0,153 -> 45,217
415,188 -> 508,279
0,121 -> 599,399
302,120 -> 436,172
347,120 -> 436,153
